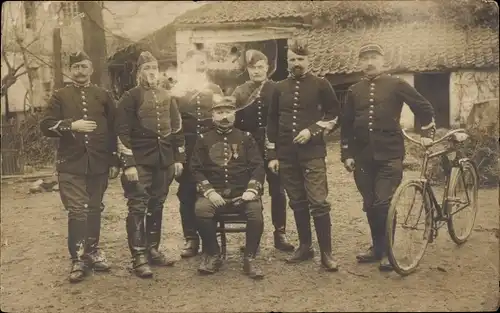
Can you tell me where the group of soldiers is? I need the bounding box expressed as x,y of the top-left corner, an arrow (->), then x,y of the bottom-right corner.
40,38 -> 436,284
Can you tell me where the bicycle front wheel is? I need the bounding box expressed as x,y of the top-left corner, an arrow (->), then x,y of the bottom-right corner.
387,180 -> 434,276
447,160 -> 479,245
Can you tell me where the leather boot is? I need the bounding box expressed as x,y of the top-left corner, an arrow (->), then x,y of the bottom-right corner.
127,214 -> 153,278
356,211 -> 382,263
242,215 -> 264,279
287,210 -> 314,263
197,217 -> 222,275
181,238 -> 200,258
84,211 -> 111,271
146,209 -> 175,266
271,192 -> 294,252
376,208 -> 393,272
68,218 -> 88,283
313,214 -> 339,272
179,187 -> 200,258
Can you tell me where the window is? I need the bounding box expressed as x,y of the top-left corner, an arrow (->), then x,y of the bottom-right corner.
60,2 -> 80,20
24,2 -> 36,30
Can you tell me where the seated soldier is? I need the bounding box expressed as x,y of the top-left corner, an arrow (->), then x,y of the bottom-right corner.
190,95 -> 266,280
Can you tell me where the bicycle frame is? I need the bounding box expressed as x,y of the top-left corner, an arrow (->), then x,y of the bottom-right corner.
403,128 -> 472,226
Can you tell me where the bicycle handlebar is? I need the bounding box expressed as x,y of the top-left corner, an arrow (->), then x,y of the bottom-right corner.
401,128 -> 467,148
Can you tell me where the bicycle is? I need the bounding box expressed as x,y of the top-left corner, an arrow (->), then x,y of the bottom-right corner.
386,128 -> 479,276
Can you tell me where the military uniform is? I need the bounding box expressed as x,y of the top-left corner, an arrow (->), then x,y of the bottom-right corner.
116,52 -> 185,277
191,97 -> 266,278
40,52 -> 118,281
267,40 -> 341,271
174,82 -> 223,257
340,43 -> 435,270
232,50 -> 293,252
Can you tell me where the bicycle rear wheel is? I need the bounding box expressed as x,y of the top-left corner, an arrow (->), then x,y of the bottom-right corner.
387,180 -> 433,276
447,160 -> 479,245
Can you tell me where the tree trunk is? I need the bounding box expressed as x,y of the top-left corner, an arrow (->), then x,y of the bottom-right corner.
78,1 -> 108,88
53,27 -> 63,89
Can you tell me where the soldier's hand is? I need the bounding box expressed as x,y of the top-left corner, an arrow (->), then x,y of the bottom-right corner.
242,190 -> 257,201
344,158 -> 355,172
109,166 -> 120,179
71,119 -> 97,133
174,162 -> 183,178
293,129 -> 312,144
124,166 -> 139,182
268,159 -> 279,174
207,191 -> 226,208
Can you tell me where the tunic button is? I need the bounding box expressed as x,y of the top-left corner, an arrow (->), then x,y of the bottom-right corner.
369,122 -> 373,126
294,97 -> 298,100
157,111 -> 160,115
258,111 -> 261,115
224,137 -> 227,141
370,105 -> 374,108
83,115 -> 88,118
292,122 -> 296,126
82,96 -> 86,100
82,102 -> 87,106
369,110 -> 373,114
369,116 -> 373,119
293,110 -> 297,113
370,93 -> 374,96
197,101 -> 201,105
157,124 -> 160,127
85,141 -> 89,144
83,108 -> 87,112
293,116 -> 296,119
259,123 -> 262,126
371,83 -> 375,86
294,92 -> 299,95
292,129 -> 296,132
369,99 -> 374,102
295,85 -> 299,89
158,136 -> 161,139
85,134 -> 88,137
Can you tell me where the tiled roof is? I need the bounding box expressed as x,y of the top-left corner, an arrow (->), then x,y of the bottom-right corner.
174,1 -> 310,25
296,22 -> 499,76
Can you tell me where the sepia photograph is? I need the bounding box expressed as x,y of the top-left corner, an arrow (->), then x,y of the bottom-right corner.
1,0 -> 499,312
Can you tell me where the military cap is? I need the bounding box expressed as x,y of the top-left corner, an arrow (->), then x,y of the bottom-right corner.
358,43 -> 385,56
287,38 -> 309,56
245,49 -> 268,67
137,51 -> 157,68
211,94 -> 236,111
69,51 -> 91,67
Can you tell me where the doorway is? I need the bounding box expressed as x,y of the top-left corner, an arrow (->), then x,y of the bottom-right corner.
413,72 -> 451,129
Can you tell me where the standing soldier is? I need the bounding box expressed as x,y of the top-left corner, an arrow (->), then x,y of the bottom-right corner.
116,51 -> 185,278
172,49 -> 224,258
232,49 -> 294,252
191,95 -> 266,279
267,39 -> 341,272
40,51 -> 119,283
340,43 -> 435,271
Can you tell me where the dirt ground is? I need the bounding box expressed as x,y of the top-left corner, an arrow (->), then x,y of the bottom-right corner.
1,143 -> 498,312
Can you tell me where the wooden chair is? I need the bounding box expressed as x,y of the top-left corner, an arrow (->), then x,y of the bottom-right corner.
215,211 -> 247,260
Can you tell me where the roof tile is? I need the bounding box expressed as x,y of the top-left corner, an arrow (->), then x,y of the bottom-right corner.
296,22 -> 498,75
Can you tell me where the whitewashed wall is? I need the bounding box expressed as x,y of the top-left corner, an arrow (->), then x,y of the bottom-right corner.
449,69 -> 499,127
176,27 -> 295,73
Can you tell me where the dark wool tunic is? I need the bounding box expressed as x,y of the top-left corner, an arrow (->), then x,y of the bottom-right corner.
340,74 -> 435,161
190,128 -> 265,199
115,85 -> 185,168
40,84 -> 118,175
267,73 -> 341,161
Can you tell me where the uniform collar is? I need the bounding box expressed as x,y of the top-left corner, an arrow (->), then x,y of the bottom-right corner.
73,81 -> 91,88
288,71 -> 311,81
216,126 -> 233,135
362,71 -> 391,81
